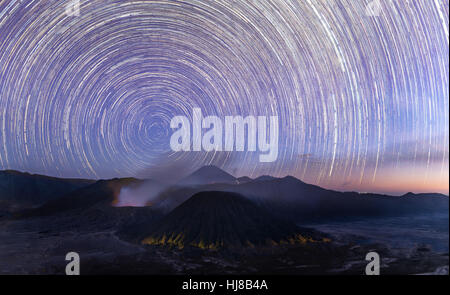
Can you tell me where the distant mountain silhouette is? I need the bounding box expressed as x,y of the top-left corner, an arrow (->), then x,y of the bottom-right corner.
150,168 -> 449,221
139,191 -> 323,249
253,175 -> 278,182
229,176 -> 449,221
22,178 -> 139,217
0,170 -> 93,212
178,165 -> 237,185
236,176 -> 252,184
2,167 -> 448,224
401,192 -> 447,198
17,177 -> 163,233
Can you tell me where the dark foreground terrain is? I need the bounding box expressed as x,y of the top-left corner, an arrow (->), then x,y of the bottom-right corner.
0,167 -> 448,275
1,212 -> 448,275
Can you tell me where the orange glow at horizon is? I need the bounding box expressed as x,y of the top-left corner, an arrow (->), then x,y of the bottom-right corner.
308,162 -> 449,196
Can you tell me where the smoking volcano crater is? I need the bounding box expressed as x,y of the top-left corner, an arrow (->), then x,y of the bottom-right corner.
140,191 -> 326,249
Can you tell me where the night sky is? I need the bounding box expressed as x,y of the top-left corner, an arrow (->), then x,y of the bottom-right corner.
0,0 -> 448,195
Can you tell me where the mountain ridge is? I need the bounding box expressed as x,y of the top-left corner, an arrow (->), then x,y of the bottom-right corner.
1,167 -> 448,222
1,167 -> 447,197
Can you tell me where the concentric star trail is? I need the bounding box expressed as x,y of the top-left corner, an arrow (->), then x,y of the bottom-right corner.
0,0 -> 448,194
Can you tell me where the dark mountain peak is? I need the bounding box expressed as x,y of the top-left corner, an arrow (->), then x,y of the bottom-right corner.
0,170 -> 94,211
141,191 -> 323,249
253,175 -> 277,182
0,169 -> 29,176
21,178 -> 140,217
281,175 -> 303,183
248,174 -> 318,191
403,192 -> 416,197
237,176 -> 252,184
252,175 -> 303,184
402,192 -> 449,198
0,169 -> 91,182
178,166 -> 236,186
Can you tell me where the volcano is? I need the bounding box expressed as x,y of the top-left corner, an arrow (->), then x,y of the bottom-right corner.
141,191 -> 323,249
178,166 -> 237,185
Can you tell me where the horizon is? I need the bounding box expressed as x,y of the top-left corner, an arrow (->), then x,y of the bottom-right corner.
2,166 -> 448,197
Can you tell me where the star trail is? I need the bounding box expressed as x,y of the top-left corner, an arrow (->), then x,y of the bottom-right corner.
0,0 -> 448,194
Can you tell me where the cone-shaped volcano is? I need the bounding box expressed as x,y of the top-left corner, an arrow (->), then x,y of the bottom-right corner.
178,166 -> 236,185
142,191 -> 322,249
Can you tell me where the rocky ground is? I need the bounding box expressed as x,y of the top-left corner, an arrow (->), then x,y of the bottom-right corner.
1,216 -> 447,275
